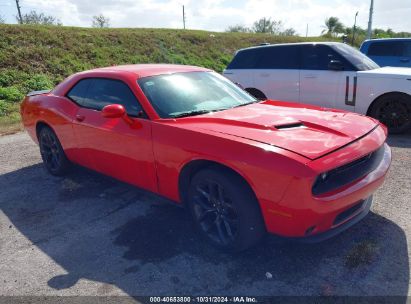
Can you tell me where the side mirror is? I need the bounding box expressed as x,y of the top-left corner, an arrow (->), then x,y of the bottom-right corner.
102,104 -> 126,118
328,60 -> 344,71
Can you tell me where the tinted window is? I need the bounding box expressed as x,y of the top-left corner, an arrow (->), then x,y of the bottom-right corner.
405,42 -> 411,57
301,45 -> 352,70
83,79 -> 143,117
67,79 -> 93,105
227,46 -> 299,69
255,46 -> 299,69
227,49 -> 260,69
332,43 -> 379,71
368,41 -> 405,56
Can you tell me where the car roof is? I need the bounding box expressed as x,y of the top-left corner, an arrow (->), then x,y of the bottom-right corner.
84,64 -> 212,78
237,41 -> 344,53
362,38 -> 411,43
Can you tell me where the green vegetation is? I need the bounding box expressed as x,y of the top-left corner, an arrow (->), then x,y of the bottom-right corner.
0,24 -> 330,133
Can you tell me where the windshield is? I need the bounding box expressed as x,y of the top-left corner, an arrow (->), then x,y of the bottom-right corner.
137,71 -> 257,118
332,43 -> 380,71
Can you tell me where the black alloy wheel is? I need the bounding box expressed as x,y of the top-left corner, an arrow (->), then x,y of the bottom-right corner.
187,168 -> 265,252
39,127 -> 70,176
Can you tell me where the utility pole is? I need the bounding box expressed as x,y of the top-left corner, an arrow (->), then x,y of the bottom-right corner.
182,5 -> 186,29
367,0 -> 374,40
306,24 -> 308,37
352,11 -> 359,45
15,0 -> 23,24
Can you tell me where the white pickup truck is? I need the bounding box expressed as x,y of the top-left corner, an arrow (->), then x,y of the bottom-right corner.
223,42 -> 411,133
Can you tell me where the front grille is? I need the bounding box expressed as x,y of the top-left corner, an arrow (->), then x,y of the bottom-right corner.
312,145 -> 385,196
333,200 -> 365,226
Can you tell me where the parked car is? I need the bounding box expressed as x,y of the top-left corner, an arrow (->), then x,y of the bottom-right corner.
360,38 -> 411,68
223,42 -> 411,133
21,64 -> 391,252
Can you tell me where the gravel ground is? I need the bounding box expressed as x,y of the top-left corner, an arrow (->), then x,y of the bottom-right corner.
0,131 -> 410,300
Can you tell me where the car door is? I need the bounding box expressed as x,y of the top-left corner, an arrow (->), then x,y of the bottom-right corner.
69,77 -> 157,193
253,45 -> 300,102
299,44 -> 357,111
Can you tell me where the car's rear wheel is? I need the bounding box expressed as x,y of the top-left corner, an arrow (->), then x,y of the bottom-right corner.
187,168 -> 265,252
38,127 -> 70,176
369,93 -> 411,134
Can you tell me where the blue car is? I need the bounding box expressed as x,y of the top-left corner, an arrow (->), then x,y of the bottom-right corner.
360,38 -> 411,68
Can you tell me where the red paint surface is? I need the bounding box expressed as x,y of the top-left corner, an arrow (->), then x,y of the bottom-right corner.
21,64 -> 391,238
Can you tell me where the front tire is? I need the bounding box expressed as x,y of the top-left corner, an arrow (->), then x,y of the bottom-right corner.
187,168 -> 265,252
38,127 -> 70,176
369,93 -> 411,134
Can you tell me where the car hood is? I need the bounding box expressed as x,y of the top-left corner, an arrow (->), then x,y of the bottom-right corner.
358,66 -> 411,79
173,100 -> 379,160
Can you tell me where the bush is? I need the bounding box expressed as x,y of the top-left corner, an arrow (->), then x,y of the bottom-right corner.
23,74 -> 54,92
0,86 -> 24,103
0,100 -> 17,116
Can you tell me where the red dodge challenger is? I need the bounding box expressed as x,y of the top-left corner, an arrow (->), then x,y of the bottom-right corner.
21,64 -> 391,251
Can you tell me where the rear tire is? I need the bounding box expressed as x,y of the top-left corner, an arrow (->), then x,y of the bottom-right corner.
187,168 -> 266,252
369,93 -> 411,134
38,127 -> 70,176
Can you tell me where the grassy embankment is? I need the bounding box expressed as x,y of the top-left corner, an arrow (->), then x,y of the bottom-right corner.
0,24 -> 330,134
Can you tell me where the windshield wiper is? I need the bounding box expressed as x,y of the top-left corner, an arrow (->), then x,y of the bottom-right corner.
171,109 -> 215,118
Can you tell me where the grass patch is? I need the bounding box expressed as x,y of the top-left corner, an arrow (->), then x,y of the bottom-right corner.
0,24 -> 335,134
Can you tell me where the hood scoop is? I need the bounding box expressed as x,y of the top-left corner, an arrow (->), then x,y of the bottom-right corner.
275,122 -> 305,130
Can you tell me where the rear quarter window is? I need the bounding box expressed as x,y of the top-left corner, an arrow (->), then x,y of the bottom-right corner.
227,45 -> 299,69
368,41 -> 405,56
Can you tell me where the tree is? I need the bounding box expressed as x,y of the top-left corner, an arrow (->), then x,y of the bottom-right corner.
0,15 -> 5,24
322,17 -> 344,37
226,24 -> 250,33
281,28 -> 297,36
18,10 -> 61,25
92,14 -> 110,28
252,17 -> 282,34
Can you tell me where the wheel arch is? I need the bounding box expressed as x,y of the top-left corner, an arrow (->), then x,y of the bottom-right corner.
178,159 -> 258,207
367,91 -> 411,116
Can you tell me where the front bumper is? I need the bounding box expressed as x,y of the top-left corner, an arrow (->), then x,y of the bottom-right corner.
290,195 -> 373,243
261,135 -> 391,239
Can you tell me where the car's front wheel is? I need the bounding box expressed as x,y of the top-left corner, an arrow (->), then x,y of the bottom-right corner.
187,168 -> 265,252
369,93 -> 411,134
38,126 -> 70,176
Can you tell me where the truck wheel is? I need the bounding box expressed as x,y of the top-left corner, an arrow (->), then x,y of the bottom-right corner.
187,168 -> 266,252
369,93 -> 411,134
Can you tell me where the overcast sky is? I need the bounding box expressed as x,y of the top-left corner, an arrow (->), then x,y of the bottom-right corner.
1,0 -> 410,36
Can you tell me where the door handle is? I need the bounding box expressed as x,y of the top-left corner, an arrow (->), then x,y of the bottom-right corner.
260,73 -> 270,77
75,114 -> 85,122
400,58 -> 410,63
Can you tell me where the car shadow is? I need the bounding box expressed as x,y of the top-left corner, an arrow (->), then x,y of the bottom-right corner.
0,164 -> 409,300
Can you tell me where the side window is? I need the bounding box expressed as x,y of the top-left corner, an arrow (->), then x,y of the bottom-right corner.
83,79 -> 143,117
256,46 -> 299,69
301,45 -> 350,70
227,49 -> 259,69
403,42 -> 411,57
368,41 -> 404,56
67,79 -> 93,106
